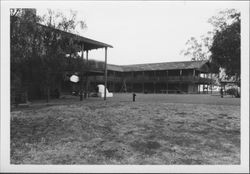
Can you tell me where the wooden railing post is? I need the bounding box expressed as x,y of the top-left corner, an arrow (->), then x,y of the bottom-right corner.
104,47 -> 107,100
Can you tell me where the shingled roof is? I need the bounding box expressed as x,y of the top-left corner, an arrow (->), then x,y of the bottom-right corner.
107,60 -> 210,72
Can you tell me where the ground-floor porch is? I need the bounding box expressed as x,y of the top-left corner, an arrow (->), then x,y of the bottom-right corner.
85,81 -> 213,94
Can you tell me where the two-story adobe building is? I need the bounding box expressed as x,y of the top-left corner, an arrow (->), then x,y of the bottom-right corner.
86,60 -> 215,94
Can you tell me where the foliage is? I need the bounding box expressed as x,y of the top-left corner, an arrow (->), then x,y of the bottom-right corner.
225,87 -> 240,98
180,8 -> 240,87
210,11 -> 240,77
181,9 -> 240,65
208,9 -> 240,32
40,9 -> 87,33
10,9 -> 87,101
11,9 -> 42,92
180,33 -> 213,61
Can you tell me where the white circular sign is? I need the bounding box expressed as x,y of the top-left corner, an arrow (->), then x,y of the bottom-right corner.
70,75 -> 79,83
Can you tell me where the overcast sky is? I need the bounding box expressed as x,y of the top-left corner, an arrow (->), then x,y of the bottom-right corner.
37,1 -> 244,65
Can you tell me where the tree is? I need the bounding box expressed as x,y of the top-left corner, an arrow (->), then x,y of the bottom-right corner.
40,9 -> 87,102
180,33 -> 213,61
10,9 -> 42,102
208,9 -> 240,32
181,9 -> 239,63
40,9 -> 87,34
10,9 -> 87,102
209,11 -> 240,81
179,9 -> 240,90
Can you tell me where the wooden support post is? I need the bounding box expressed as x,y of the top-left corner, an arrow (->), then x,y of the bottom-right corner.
193,69 -> 195,77
179,83 -> 181,94
81,46 -> 84,59
166,82 -> 168,94
112,71 -> 116,92
202,84 -> 204,94
80,43 -> 84,101
206,73 -> 208,94
180,69 -> 182,83
104,47 -> 107,100
84,50 -> 89,99
86,49 -> 88,62
210,73 -> 212,94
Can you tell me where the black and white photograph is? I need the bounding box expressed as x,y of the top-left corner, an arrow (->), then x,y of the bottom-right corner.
0,0 -> 249,173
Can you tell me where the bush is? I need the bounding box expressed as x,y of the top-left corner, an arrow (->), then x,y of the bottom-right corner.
226,88 -> 240,97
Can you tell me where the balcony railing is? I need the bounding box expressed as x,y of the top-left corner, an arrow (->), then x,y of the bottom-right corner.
91,76 -> 121,82
88,61 -> 105,71
123,76 -> 212,83
91,75 -> 213,84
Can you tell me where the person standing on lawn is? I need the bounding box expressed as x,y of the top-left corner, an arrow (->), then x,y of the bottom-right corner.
220,87 -> 223,98
133,93 -> 136,102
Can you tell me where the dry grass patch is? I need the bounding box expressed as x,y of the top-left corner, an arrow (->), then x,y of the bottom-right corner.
11,95 -> 240,164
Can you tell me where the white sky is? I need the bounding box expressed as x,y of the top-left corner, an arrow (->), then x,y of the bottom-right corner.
37,1 -> 244,65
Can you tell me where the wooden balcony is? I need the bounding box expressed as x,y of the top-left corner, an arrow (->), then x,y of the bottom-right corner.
64,59 -> 105,74
91,75 -> 213,84
123,76 -> 212,83
90,76 -> 121,82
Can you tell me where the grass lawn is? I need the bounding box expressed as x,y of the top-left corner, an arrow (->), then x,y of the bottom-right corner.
11,94 -> 240,164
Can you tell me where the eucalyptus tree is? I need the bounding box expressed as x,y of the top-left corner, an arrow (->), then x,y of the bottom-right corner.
10,9 -> 87,102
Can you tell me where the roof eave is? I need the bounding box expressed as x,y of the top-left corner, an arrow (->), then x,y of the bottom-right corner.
38,23 -> 113,50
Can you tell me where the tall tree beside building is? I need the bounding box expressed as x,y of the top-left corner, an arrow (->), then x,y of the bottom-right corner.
11,9 -> 42,102
209,10 -> 240,80
180,33 -> 213,61
181,8 -> 240,65
38,9 -> 87,102
10,9 -> 87,102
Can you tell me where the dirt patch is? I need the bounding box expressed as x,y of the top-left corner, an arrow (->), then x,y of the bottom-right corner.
130,140 -> 161,155
207,118 -> 217,123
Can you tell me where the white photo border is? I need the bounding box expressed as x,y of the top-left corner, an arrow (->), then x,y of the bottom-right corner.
1,1 -> 249,173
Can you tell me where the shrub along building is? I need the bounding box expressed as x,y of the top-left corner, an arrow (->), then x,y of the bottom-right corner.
87,60 -> 215,94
